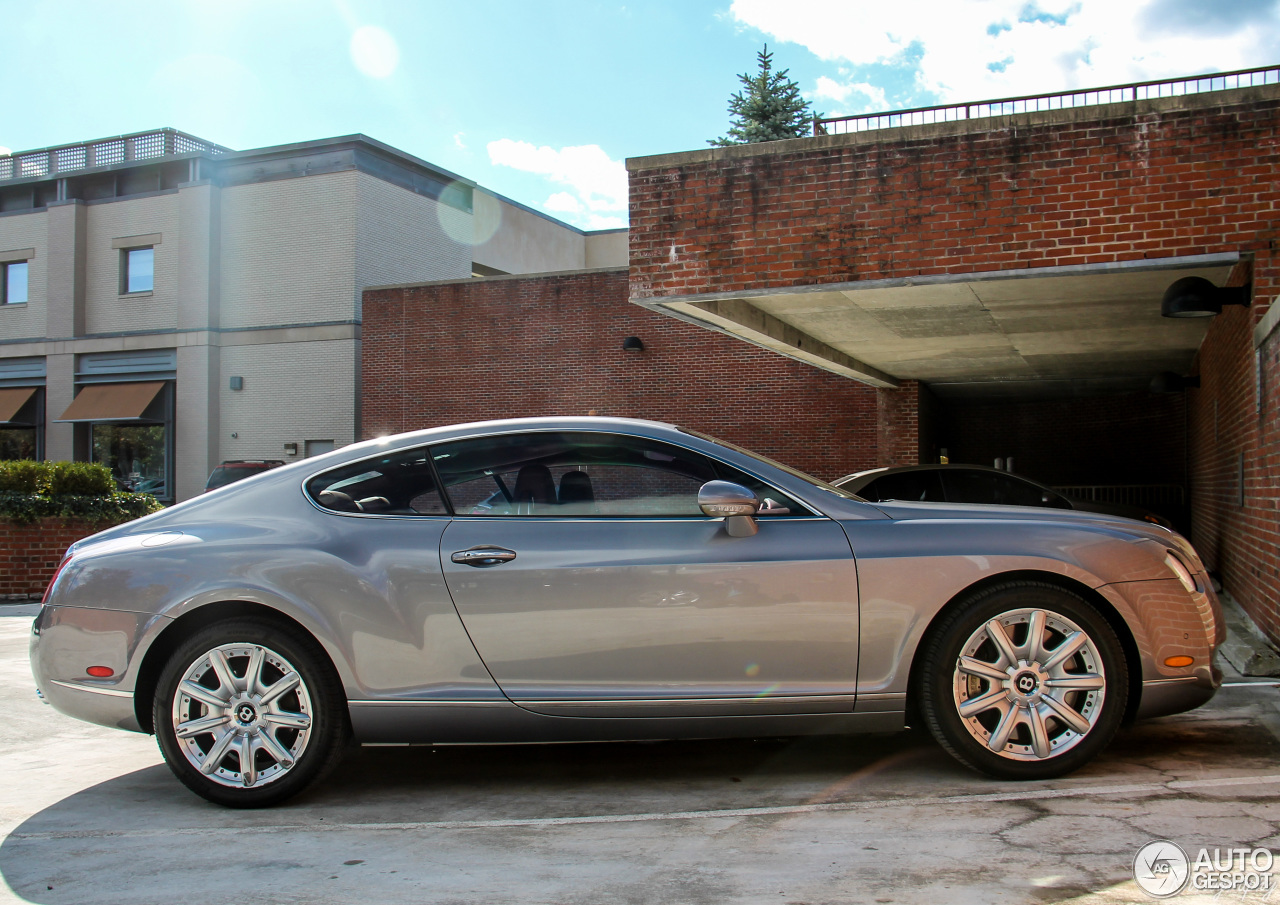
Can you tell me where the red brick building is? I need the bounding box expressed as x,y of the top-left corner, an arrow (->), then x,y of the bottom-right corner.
363,72 -> 1280,646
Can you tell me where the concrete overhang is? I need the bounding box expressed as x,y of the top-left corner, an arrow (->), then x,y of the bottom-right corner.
634,254 -> 1238,399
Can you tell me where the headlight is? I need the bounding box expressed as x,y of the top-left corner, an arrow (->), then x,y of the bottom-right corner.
1164,550 -> 1199,593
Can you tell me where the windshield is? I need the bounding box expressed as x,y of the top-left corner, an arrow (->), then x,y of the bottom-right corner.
680,428 -> 860,499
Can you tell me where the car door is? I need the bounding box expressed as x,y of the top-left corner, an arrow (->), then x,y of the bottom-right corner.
433,430 -> 860,717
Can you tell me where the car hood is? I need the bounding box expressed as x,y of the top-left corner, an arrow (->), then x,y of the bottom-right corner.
868,499 -> 1186,550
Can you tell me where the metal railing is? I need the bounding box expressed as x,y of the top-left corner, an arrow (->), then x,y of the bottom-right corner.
814,65 -> 1280,136
0,128 -> 231,181
1053,483 -> 1186,507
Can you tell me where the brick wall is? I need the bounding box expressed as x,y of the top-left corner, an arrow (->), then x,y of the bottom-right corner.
0,519 -> 107,599
628,87 -> 1280,643
628,89 -> 1280,297
1188,260 -> 1280,642
362,269 -> 895,480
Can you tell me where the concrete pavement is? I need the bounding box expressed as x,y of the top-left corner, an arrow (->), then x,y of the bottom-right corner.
1,606 -> 1277,905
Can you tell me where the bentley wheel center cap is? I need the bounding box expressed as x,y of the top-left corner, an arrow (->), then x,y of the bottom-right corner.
1011,669 -> 1041,698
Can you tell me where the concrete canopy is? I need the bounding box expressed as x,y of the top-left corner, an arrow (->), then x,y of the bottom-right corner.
637,255 -> 1237,399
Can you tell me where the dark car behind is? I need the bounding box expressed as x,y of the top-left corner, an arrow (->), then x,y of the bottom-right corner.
204,460 -> 285,492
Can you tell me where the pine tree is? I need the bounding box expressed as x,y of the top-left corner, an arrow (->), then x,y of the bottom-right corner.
710,45 -> 815,147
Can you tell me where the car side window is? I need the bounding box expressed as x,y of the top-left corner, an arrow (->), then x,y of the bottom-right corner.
860,471 -> 946,503
307,446 -> 448,515
431,431 -> 808,518
941,470 -> 1056,508
993,474 -> 1053,507
939,469 -> 1001,505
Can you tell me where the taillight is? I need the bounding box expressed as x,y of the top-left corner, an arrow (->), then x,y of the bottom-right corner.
42,554 -> 72,605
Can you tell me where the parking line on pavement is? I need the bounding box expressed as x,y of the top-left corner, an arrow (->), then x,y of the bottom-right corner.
10,773 -> 1280,840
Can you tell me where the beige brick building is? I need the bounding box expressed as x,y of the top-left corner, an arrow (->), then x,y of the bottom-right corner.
0,129 -> 625,501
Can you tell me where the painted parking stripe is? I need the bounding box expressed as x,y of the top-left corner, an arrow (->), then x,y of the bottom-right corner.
10,773 -> 1280,840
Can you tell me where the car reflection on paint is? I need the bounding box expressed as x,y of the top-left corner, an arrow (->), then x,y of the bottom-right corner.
32,417 -> 1223,807
833,464 -> 1174,530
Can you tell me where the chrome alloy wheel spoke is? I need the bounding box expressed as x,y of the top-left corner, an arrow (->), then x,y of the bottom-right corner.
953,607 -> 1106,762
1022,609 -> 1047,664
237,735 -> 257,787
984,619 -> 1019,667
259,671 -> 301,707
958,656 -> 1010,684
264,710 -> 311,730
173,643 -> 313,790
175,712 -> 231,739
199,727 -> 238,774
179,679 -> 227,709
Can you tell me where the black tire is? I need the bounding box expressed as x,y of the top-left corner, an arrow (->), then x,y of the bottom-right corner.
153,619 -> 348,808
917,582 -> 1129,780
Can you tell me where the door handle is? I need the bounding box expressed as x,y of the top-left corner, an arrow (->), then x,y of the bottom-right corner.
451,546 -> 517,567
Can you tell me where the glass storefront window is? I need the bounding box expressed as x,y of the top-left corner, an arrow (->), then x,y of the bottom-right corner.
0,428 -> 37,460
92,424 -> 168,498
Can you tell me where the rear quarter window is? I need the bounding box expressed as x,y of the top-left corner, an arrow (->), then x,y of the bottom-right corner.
307,447 -> 447,515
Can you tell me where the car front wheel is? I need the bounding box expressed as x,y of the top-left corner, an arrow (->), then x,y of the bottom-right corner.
918,583 -> 1129,780
153,620 -> 347,807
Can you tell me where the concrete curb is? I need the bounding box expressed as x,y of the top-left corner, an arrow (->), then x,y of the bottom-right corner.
1218,592 -> 1280,677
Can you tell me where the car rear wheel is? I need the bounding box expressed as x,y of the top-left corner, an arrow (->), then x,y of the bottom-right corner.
153,620 -> 347,807
918,582 -> 1129,780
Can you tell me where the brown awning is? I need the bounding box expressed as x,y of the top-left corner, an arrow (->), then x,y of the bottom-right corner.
0,387 -> 37,424
57,381 -> 165,423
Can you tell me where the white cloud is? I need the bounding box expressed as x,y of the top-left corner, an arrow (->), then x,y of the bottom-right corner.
0,146 -> 10,157
730,0 -> 1280,107
814,76 -> 887,113
453,132 -> 467,150
487,139 -> 628,227
585,214 -> 627,229
544,192 -> 583,213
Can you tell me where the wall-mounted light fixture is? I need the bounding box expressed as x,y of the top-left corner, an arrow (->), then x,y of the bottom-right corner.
622,336 -> 645,352
229,376 -> 244,391
1161,276 -> 1250,318
1150,371 -> 1202,393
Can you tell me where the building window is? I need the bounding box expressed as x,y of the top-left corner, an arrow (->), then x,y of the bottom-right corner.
121,247 -> 154,294
0,427 -> 38,460
0,384 -> 42,460
2,261 -> 27,304
92,424 -> 169,498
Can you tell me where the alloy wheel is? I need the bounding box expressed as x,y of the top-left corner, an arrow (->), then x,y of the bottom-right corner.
951,607 -> 1106,761
171,643 -> 314,788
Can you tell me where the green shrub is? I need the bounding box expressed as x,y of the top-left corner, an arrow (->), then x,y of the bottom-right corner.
46,460 -> 116,496
0,460 -> 164,524
0,460 -> 45,494
0,492 -> 163,525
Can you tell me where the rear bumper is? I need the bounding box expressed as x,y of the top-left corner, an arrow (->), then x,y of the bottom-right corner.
1136,663 -> 1223,720
29,603 -> 163,734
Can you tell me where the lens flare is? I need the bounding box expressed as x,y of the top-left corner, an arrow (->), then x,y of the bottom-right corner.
350,26 -> 399,79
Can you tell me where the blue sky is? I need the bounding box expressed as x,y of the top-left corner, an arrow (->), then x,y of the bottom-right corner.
3,0 -> 1277,229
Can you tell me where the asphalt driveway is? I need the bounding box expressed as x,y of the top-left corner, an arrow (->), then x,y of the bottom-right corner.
1,605 -> 1277,905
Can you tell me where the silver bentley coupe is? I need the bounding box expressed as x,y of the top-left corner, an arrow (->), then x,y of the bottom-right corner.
32,417 -> 1224,807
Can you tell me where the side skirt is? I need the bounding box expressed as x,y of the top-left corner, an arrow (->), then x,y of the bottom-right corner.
348,700 -> 905,744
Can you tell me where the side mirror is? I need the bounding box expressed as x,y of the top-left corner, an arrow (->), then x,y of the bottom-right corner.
698,480 -> 759,537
